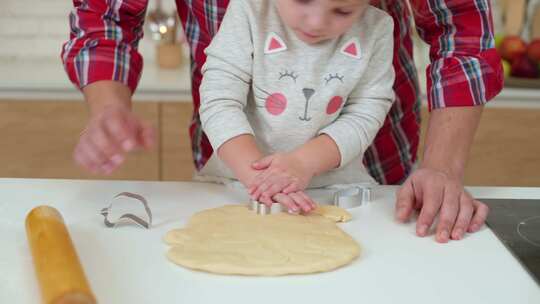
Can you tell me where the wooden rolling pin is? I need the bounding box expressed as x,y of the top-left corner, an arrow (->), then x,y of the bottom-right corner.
26,206 -> 96,304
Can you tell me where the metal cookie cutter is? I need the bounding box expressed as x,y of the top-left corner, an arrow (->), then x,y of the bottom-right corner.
101,192 -> 153,229
249,200 -> 285,215
333,186 -> 372,209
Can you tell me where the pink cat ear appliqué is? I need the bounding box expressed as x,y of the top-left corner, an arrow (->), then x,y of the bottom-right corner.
340,38 -> 361,59
264,33 -> 287,54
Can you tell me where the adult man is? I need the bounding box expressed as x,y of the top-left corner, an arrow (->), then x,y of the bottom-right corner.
62,0 -> 503,243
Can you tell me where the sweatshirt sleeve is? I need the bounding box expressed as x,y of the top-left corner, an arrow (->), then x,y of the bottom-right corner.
198,0 -> 255,151
319,16 -> 396,168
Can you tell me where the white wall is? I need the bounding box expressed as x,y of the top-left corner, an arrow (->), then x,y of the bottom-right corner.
0,0 -> 178,61
0,0 -> 70,59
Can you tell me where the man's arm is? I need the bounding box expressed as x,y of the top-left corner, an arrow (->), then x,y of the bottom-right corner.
411,0 -> 503,110
396,0 -> 504,243
62,1 -> 152,174
421,107 -> 483,180
82,81 -> 132,115
62,0 -> 146,94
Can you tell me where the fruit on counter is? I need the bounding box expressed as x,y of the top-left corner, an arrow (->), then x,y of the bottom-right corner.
510,54 -> 539,78
498,36 -> 527,62
502,60 -> 512,77
527,39 -> 540,63
494,34 -> 505,50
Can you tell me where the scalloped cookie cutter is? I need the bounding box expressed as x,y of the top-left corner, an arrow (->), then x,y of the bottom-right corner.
249,185 -> 372,215
333,186 -> 372,209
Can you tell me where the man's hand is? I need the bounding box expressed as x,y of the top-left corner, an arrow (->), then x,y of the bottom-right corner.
248,152 -> 316,213
395,167 -> 489,243
74,104 -> 155,174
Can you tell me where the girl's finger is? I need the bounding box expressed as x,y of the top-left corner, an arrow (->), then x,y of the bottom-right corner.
260,177 -> 292,200
289,192 -> 312,213
272,193 -> 299,214
103,114 -> 135,151
298,191 -> 317,209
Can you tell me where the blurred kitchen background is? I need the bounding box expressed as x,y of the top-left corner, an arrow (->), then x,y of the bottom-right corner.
0,0 -> 539,186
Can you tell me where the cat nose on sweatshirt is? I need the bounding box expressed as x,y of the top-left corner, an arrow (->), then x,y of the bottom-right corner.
303,88 -> 315,101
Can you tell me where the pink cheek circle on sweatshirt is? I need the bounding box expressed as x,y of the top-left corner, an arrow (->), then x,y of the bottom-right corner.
326,96 -> 343,115
265,93 -> 287,115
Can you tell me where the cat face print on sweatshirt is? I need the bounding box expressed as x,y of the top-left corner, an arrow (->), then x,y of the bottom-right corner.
251,32 -> 363,130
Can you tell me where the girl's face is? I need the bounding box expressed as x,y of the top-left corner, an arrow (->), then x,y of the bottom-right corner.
275,0 -> 368,45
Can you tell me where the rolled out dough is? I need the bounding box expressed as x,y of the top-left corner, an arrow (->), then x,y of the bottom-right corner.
164,205 -> 360,276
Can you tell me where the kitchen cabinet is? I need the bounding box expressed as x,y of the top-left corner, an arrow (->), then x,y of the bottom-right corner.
419,107 -> 540,186
0,100 -> 161,180
1,100 -> 539,186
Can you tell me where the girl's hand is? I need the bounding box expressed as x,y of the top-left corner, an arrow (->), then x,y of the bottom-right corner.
248,152 -> 315,212
271,191 -> 317,214
74,104 -> 155,174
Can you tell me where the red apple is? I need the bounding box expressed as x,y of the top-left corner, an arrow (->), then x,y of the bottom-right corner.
527,39 -> 540,63
511,54 -> 539,78
499,36 -> 528,62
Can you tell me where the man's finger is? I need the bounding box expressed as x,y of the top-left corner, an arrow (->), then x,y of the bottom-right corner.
416,180 -> 444,237
73,144 -> 97,173
90,124 -> 118,161
140,123 -> 156,149
395,178 -> 415,222
76,141 -> 102,173
104,114 -> 134,149
83,138 -> 109,169
98,124 -> 125,172
122,114 -> 145,151
435,185 -> 460,243
451,193 -> 474,240
468,199 -> 489,233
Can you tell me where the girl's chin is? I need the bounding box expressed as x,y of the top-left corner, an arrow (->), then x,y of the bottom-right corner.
295,31 -> 327,44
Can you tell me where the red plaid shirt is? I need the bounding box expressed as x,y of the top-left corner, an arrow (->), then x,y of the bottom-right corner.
62,0 -> 503,185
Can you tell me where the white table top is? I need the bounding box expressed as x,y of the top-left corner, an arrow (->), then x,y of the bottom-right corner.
1,178 -> 539,303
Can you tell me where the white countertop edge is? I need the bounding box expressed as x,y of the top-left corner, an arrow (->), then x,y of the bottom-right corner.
1,90 -> 537,106
467,186 -> 540,199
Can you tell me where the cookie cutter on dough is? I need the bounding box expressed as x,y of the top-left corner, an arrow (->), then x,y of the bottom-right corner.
100,192 -> 153,229
249,200 -> 285,215
333,186 -> 371,209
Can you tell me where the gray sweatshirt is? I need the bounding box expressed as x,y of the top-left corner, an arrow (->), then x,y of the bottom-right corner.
198,0 -> 395,188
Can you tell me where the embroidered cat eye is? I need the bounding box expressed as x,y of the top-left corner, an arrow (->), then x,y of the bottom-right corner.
279,70 -> 299,82
324,73 -> 344,85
